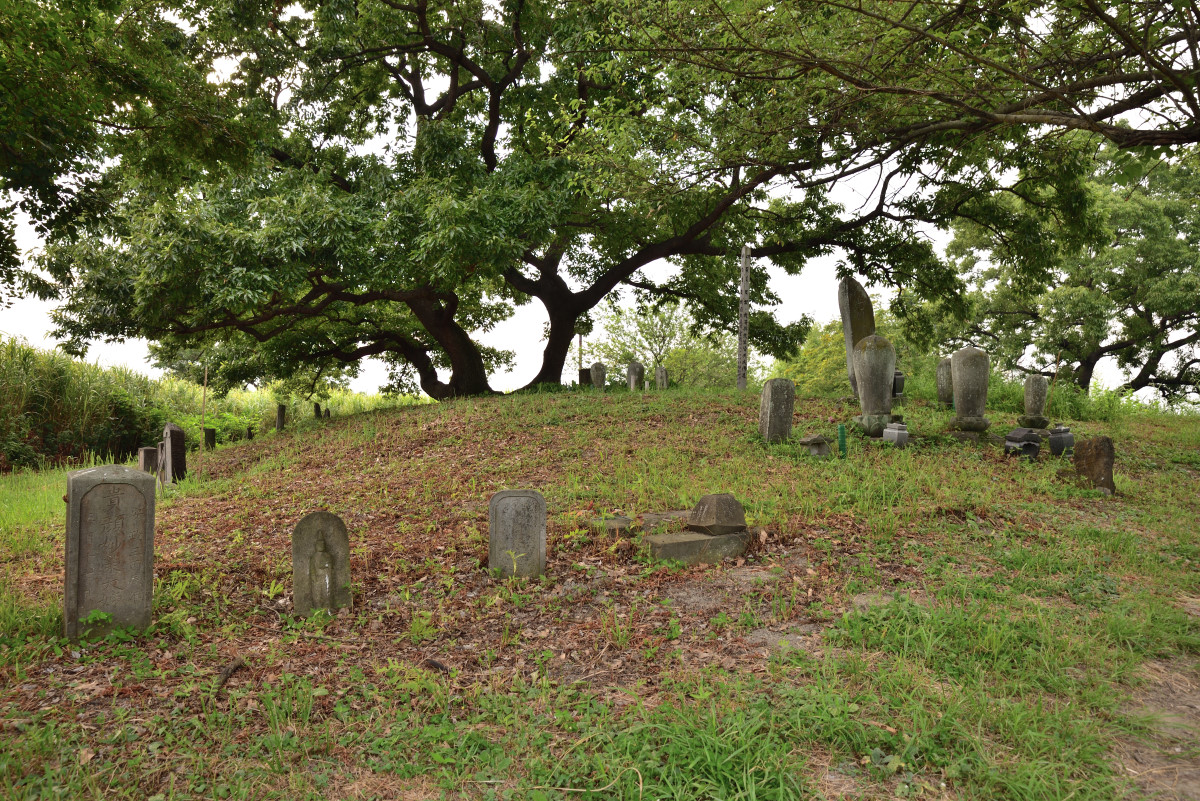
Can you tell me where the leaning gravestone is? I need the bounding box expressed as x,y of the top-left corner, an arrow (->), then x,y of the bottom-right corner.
838,276 -> 876,396
1017,375 -> 1050,429
627,361 -> 645,390
759,378 -> 795,443
161,423 -> 186,484
936,357 -> 954,410
589,362 -> 607,390
488,490 -> 547,578
949,346 -> 991,432
64,465 -> 155,639
1073,436 -> 1116,494
292,512 -> 352,616
655,364 -> 669,390
137,447 -> 158,475
851,334 -> 896,437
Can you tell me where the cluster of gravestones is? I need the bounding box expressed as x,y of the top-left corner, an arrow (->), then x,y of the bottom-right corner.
579,361 -> 669,391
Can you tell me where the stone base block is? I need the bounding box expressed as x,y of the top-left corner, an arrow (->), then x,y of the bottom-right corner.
644,531 -> 749,566
852,413 -> 891,437
1017,415 -> 1049,429
950,415 -> 991,432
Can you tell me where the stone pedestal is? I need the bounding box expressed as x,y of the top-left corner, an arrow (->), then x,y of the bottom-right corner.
1017,375 -> 1050,428
796,434 -> 833,458
1004,428 -> 1041,460
949,347 -> 991,432
488,490 -> 547,578
882,422 -> 908,448
758,378 -> 795,443
851,334 -> 896,437
292,512 -> 352,616
627,361 -> 645,390
1048,425 -> 1074,457
589,362 -> 607,390
838,277 -> 876,396
686,493 -> 746,536
655,364 -> 668,389
936,357 -> 954,410
64,465 -> 155,639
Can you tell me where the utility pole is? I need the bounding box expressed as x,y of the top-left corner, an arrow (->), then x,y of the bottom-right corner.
738,244 -> 750,391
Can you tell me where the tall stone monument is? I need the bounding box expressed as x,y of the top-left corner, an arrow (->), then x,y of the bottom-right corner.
936,357 -> 954,410
838,277 -> 876,396
758,378 -> 795,443
589,362 -> 607,390
292,512 -> 352,616
488,490 -> 547,578
64,465 -> 155,639
851,334 -> 896,437
627,361 -> 645,391
655,364 -> 669,390
160,423 -> 186,484
1018,375 -> 1050,429
949,346 -> 991,432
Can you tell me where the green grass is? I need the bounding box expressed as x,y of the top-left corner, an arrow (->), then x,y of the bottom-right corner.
0,386 -> 1197,799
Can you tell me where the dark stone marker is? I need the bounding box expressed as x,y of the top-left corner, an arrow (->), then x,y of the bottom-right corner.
64,465 -> 155,639
1004,428 -> 1041,460
314,402 -> 322,419
686,493 -> 747,536
161,423 -> 186,484
578,368 -> 592,387
203,427 -> 217,451
1048,425 -> 1074,457
758,378 -> 795,443
892,370 -> 906,400
292,512 -> 352,616
488,490 -> 547,578
838,276 -> 876,396
276,404 -> 286,432
323,408 -> 330,419
1074,436 -> 1116,494
246,425 -> 255,441
136,447 -> 158,475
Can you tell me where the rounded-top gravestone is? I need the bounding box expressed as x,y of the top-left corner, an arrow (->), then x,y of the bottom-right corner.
838,276 -> 877,396
851,334 -> 896,437
488,490 -> 547,578
627,361 -> 645,390
589,362 -> 607,390
950,346 -> 991,432
1017,374 -> 1050,429
292,512 -> 352,616
758,378 -> 795,444
655,364 -> 668,390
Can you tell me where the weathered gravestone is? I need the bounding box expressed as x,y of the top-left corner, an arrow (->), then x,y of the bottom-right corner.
655,364 -> 669,390
838,276 -> 876,396
160,423 -> 186,484
851,334 -> 896,437
203,427 -> 217,451
64,465 -> 155,639
1004,428 -> 1041,460
627,361 -> 645,390
796,434 -> 833,458
136,447 -> 158,475
936,357 -> 954,410
488,490 -> 547,578
292,512 -> 352,616
1073,436 -> 1116,494
647,493 -> 749,565
758,378 -> 795,443
314,402 -> 322,419
589,362 -> 607,390
949,346 -> 991,432
246,425 -> 255,441
1017,375 -> 1050,429
577,368 -> 592,387
324,408 -> 331,419
687,493 -> 747,536
276,404 -> 286,432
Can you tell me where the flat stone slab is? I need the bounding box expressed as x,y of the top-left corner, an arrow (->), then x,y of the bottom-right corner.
645,530 -> 749,566
588,516 -> 633,535
640,510 -> 691,531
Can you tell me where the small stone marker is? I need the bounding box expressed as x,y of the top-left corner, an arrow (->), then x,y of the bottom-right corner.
686,493 -> 747,536
949,346 -> 991,432
488,490 -> 547,578
1048,425 -> 1074,457
589,515 -> 633,536
292,512 -> 352,616
578,368 -> 592,387
1017,375 -> 1050,429
627,361 -> 645,390
838,276 -> 876,396
324,408 -> 331,419
161,423 -> 186,484
246,425 -> 255,440
851,334 -> 897,437
796,434 -> 833,458
758,378 -> 795,443
276,404 -> 286,432
936,357 -> 954,410
203,427 -> 216,451
1073,436 -> 1116,494
1004,428 -> 1041,460
64,465 -> 155,639
314,402 -> 322,419
882,422 -> 909,448
589,362 -> 607,390
655,364 -> 668,390
892,370 -> 906,400
137,447 -> 158,475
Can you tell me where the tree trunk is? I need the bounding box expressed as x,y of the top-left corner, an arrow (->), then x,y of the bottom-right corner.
522,306 -> 580,389
407,298 -> 496,398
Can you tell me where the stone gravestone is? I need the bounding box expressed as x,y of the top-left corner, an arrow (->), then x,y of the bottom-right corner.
655,364 -> 668,390
160,423 -> 186,484
627,361 -> 645,390
246,425 -> 255,441
64,465 -> 155,639
1017,375 -> 1050,429
324,408 -> 330,419
1074,436 -> 1116,494
838,277 -> 876,396
136,447 -> 157,475
292,512 -> 352,616
936,357 -> 954,410
314,402 -> 322,419
578,368 -> 592,387
949,346 -> 991,432
646,493 -> 749,565
851,334 -> 896,437
203,427 -> 217,451
276,404 -> 286,432
589,362 -> 607,390
488,490 -> 547,578
758,378 -> 795,443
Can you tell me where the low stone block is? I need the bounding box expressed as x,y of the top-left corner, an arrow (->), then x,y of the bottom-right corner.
641,510 -> 691,531
644,530 -> 750,566
686,493 -> 747,536
1004,427 -> 1041,460
589,515 -> 633,536
882,422 -> 908,448
796,434 -> 832,458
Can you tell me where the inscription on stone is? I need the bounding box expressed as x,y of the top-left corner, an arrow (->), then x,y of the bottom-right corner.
488,490 -> 547,578
292,512 -> 352,616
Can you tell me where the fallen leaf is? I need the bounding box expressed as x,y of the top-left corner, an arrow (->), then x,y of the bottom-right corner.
79,748 -> 95,765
